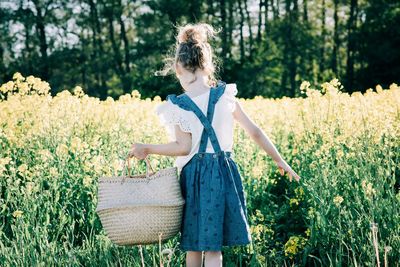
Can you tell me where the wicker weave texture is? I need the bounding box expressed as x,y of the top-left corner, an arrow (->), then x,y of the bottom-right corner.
96,164 -> 185,246
98,206 -> 183,245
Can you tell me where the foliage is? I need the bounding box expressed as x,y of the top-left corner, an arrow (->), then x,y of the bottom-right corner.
0,0 -> 399,100
0,73 -> 399,266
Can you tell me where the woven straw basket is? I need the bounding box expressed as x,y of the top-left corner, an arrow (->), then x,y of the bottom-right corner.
96,157 -> 185,246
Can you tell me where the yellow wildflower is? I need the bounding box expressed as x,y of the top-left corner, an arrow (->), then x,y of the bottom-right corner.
305,228 -> 311,237
38,149 -> 53,161
361,180 -> 376,198
26,182 -> 34,194
73,86 -> 85,97
333,195 -> 344,207
56,144 -> 69,157
49,167 -> 59,177
284,235 -> 307,259
295,186 -> 305,200
12,210 -> 23,218
12,72 -> 24,81
131,90 -> 141,99
83,175 -> 92,187
289,198 -> 299,207
300,81 -> 310,94
17,164 -> 28,175
0,81 -> 14,94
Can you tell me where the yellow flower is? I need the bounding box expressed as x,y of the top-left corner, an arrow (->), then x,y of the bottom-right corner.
26,182 -> 34,194
0,81 -> 14,94
389,83 -> 398,91
92,155 -> 104,173
333,195 -> 344,207
0,156 -> 12,166
70,136 -> 85,153
56,144 -> 69,157
12,72 -> 24,81
0,160 -> 7,175
131,90 -> 141,99
284,235 -> 307,259
83,175 -> 92,187
348,229 -> 352,236
112,159 -> 125,174
73,86 -> 85,97
251,164 -> 263,177
295,186 -> 305,200
307,207 -> 315,219
361,180 -> 376,198
49,167 -> 59,177
38,149 -> 53,161
305,228 -> 311,237
289,198 -> 299,207
17,164 -> 28,175
12,210 -> 23,218
300,81 -> 311,94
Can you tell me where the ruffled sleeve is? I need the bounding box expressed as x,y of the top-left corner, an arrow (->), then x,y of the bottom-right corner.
155,99 -> 192,141
223,83 -> 239,112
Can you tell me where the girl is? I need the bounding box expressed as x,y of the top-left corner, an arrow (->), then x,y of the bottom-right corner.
128,23 -> 301,267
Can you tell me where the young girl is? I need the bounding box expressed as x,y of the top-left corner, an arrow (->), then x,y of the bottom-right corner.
128,23 -> 301,267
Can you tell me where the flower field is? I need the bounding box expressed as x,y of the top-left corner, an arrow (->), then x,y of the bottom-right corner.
0,73 -> 399,266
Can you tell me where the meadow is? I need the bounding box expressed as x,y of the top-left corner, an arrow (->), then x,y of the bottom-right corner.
0,73 -> 399,266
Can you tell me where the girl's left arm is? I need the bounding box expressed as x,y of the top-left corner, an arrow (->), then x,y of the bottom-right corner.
128,125 -> 192,159
232,101 -> 301,182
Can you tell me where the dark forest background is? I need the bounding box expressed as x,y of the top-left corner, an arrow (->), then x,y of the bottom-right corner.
0,0 -> 399,100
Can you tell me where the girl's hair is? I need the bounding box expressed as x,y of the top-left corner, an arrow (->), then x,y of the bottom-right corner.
155,22 -> 222,86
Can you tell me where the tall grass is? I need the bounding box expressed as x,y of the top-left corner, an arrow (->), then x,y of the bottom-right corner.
0,73 -> 399,266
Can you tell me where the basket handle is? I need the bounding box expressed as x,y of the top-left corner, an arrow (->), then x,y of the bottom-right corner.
122,156 -> 155,183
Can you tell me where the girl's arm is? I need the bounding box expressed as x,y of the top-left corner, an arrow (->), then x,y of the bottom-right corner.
128,125 -> 192,159
232,101 -> 301,182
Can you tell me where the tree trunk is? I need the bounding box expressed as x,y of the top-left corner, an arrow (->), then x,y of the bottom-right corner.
243,0 -> 254,58
271,0 -> 278,20
117,4 -> 130,73
104,1 -> 127,93
257,0 -> 263,43
189,0 -> 201,22
346,0 -> 358,92
219,0 -> 228,62
32,0 -> 49,80
303,0 -> 308,22
23,15 -> 33,74
289,0 -> 298,97
332,0 -> 339,75
207,0 -> 215,21
117,0 -> 132,92
88,0 -> 102,96
319,0 -> 326,80
238,0 -> 245,63
264,0 -> 268,35
227,0 -> 234,59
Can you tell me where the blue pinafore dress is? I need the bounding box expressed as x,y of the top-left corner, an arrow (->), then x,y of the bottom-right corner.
167,82 -> 252,252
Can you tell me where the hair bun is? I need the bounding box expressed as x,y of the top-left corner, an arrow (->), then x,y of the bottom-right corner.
177,23 -> 215,45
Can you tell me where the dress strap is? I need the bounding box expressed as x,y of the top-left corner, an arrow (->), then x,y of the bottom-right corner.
167,81 -> 227,153
197,87 -> 218,153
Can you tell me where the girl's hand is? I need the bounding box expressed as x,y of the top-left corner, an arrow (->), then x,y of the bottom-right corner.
127,143 -> 149,160
274,159 -> 301,182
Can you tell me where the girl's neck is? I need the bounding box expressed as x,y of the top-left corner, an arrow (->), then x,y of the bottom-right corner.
182,76 -> 211,97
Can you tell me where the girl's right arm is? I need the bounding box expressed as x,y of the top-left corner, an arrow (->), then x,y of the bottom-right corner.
232,101 -> 301,182
128,125 -> 192,159
144,125 -> 192,157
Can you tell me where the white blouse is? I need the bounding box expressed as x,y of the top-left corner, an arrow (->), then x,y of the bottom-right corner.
155,83 -> 238,172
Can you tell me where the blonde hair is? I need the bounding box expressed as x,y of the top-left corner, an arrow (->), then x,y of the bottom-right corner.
155,22 -> 222,86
